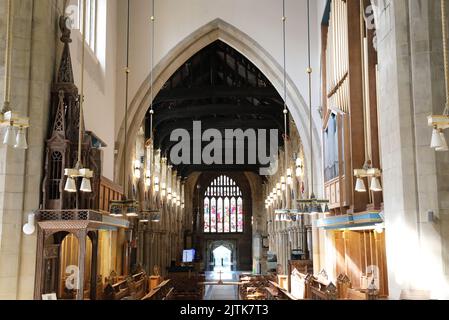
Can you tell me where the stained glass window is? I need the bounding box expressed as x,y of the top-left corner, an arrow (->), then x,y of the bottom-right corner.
203,175 -> 243,233
204,198 -> 210,233
237,197 -> 243,232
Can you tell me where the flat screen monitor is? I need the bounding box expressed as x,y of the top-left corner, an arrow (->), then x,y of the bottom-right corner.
182,249 -> 195,263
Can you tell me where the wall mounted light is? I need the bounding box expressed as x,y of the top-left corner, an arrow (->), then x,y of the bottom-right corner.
287,168 -> 293,185
134,159 -> 141,179
295,157 -> 304,177
22,213 -> 36,235
167,187 -> 172,201
281,176 -> 286,191
161,182 -> 166,197
145,169 -> 151,187
154,176 -> 160,192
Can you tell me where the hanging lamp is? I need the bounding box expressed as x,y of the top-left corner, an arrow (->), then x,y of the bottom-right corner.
140,0 -> 161,223
110,0 -> 138,217
274,0 -> 294,222
429,0 -> 449,150
296,0 -> 329,216
1,0 -> 30,148
64,0 -> 93,195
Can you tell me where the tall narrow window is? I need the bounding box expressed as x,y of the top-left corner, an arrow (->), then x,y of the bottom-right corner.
203,175 -> 244,233
79,0 -> 97,52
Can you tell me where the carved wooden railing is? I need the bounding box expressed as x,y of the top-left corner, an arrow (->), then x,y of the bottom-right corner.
37,210 -> 104,222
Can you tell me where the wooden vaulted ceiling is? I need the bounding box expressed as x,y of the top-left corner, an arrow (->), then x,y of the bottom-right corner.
146,41 -> 287,178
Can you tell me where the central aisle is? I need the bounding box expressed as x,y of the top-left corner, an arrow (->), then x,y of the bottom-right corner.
203,272 -> 241,300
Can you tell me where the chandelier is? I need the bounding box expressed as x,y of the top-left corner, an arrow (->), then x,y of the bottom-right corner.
272,0 -> 293,221
294,0 -> 329,219
110,0 -> 138,217
1,0 -> 29,149
64,0 -> 93,195
428,0 -> 449,151
354,160 -> 382,193
139,0 -> 161,223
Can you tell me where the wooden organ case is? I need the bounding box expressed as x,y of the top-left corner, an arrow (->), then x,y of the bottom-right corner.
320,0 -> 388,297
322,0 -> 382,215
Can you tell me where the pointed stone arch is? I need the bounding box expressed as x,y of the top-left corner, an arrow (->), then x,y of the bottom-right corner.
115,18 -> 323,193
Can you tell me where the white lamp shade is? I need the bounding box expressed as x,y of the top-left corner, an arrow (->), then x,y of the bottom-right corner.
431,128 -> 444,149
355,178 -> 367,193
145,170 -> 152,186
80,177 -> 92,193
23,223 -> 35,235
64,177 -> 77,193
436,132 -> 448,151
3,125 -> 17,147
22,213 -> 36,235
134,161 -> 141,179
15,128 -> 28,149
370,177 -> 383,192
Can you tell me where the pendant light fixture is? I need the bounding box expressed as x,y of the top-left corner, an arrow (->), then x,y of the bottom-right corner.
274,0 -> 294,222
429,0 -> 449,150
110,0 -> 138,217
140,0 -> 161,223
64,0 -> 93,195
1,0 -> 30,149
296,0 -> 330,216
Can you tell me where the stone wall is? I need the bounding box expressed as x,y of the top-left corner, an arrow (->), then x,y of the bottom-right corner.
0,0 -> 64,300
375,0 -> 449,299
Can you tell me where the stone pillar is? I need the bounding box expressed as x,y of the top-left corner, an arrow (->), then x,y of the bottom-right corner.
375,0 -> 449,299
0,0 -> 65,300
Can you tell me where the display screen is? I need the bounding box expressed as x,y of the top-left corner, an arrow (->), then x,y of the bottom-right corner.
182,249 -> 196,263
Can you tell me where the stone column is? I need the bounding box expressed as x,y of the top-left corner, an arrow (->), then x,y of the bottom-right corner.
0,0 -> 65,300
375,0 -> 449,299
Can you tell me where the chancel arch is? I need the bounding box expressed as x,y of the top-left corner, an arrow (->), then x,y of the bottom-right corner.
114,18 -> 323,197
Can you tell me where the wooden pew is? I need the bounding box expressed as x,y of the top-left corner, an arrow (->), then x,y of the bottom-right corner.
142,280 -> 174,300
103,279 -> 130,300
132,272 -> 148,300
168,272 -> 205,300
304,274 -> 337,300
238,275 -> 276,300
336,273 -> 379,300
103,272 -> 149,300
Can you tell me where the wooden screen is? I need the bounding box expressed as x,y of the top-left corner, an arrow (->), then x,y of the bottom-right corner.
98,176 -> 123,212
334,230 -> 388,297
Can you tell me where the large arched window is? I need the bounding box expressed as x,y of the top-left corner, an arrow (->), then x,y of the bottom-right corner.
204,175 -> 243,233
